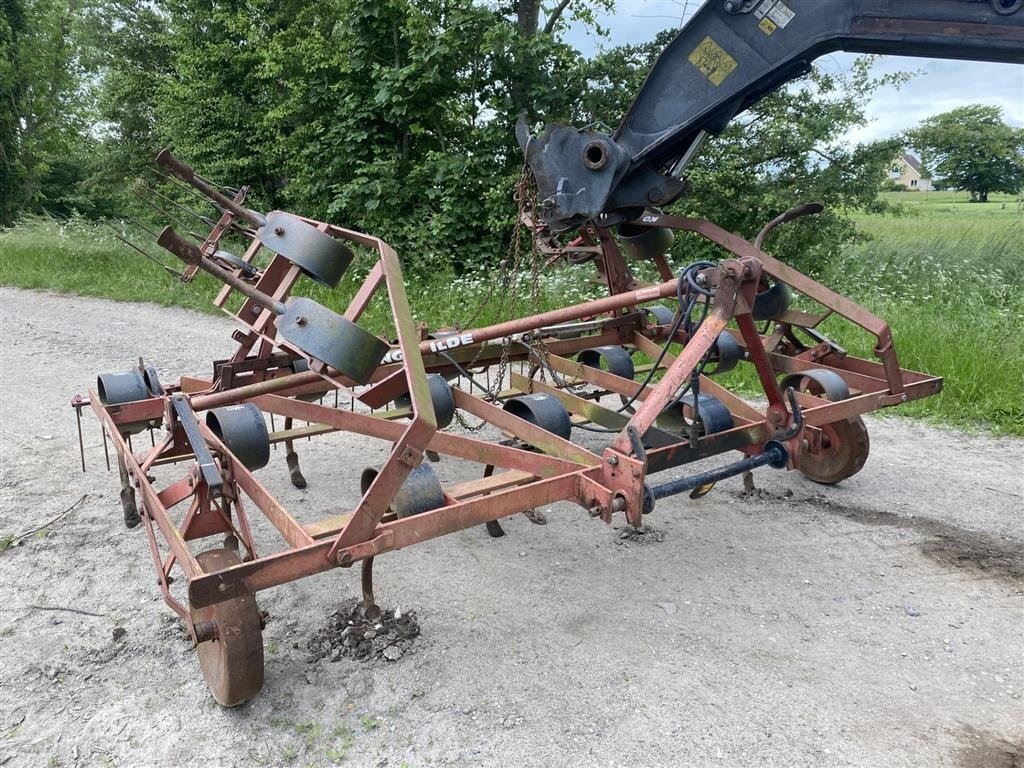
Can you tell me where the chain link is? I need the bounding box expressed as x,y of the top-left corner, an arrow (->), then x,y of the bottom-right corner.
451,166 -> 542,429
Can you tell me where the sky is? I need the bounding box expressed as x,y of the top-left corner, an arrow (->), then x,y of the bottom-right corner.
563,0 -> 1024,146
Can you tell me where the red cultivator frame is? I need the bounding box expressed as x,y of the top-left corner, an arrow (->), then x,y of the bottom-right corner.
73,150 -> 941,706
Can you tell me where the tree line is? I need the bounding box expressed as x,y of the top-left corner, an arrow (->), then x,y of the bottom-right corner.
2,0 -> 1018,272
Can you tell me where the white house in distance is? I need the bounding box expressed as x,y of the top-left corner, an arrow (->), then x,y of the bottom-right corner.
889,153 -> 933,191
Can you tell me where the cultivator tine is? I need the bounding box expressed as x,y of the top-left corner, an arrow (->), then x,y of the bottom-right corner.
148,167 -> 256,237
122,215 -> 162,240
144,174 -> 256,237
138,181 -> 222,230
75,403 -> 86,473
149,166 -> 223,210
100,424 -> 110,472
360,557 -> 381,621
99,222 -> 186,280
133,187 -> 194,233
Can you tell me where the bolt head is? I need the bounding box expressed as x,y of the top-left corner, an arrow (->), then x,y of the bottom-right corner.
274,227 -> 285,236
606,455 -> 619,466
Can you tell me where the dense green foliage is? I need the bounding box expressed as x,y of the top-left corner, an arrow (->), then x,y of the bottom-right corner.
2,0 -> 922,274
2,0 -> 106,219
910,105 -> 1024,202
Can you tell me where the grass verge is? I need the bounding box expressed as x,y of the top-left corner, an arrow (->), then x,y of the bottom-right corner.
2,211 -> 1021,436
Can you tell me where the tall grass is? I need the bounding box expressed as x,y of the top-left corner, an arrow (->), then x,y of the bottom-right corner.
0,216 -> 606,336
816,214 -> 1022,434
1,206 -> 1022,435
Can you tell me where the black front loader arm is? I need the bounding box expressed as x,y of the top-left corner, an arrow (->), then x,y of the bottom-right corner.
521,0 -> 1024,232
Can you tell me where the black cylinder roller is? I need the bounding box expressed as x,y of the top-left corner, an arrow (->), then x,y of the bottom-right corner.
360,463 -> 445,518
617,222 -> 674,260
502,393 -> 572,441
656,392 -> 735,436
395,374 -> 456,429
644,305 -> 676,326
96,369 -> 153,435
206,404 -> 271,472
752,281 -> 792,321
577,346 -> 635,381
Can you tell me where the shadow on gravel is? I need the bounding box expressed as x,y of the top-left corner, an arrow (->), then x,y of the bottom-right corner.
739,491 -> 1024,589
954,726 -> 1023,768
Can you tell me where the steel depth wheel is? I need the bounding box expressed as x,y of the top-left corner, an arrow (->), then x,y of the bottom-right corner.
190,548 -> 264,707
779,369 -> 870,485
798,416 -> 870,485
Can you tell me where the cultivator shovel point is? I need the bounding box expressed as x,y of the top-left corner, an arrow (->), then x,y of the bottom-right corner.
72,148 -> 942,707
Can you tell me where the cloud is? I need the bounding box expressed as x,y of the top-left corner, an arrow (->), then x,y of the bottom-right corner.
564,2 -> 1024,143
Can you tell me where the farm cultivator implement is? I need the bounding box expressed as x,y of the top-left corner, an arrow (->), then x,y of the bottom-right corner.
71,0 -> 1021,706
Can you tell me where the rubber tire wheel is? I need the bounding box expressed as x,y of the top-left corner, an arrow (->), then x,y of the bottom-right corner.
190,548 -> 265,707
797,416 -> 870,485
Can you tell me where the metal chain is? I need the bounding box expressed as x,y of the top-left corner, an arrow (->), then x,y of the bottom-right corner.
452,166 -> 538,430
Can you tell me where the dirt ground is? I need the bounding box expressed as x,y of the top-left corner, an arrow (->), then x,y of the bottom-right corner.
0,286 -> 1021,768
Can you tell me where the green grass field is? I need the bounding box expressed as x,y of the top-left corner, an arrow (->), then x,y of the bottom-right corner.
800,191 -> 1021,434
2,191 -> 1022,435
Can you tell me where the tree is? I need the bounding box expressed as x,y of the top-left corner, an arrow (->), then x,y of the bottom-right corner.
1,0 -> 109,220
910,105 -> 1024,202
0,0 -> 26,225
75,0 -> 173,215
5,0 -> 923,278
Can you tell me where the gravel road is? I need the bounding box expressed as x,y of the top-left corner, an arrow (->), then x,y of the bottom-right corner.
0,286 -> 1021,768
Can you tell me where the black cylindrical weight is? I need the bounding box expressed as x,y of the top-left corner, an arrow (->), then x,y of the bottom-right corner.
617,223 -> 674,260
360,463 -> 445,518
395,374 -> 456,429
96,369 -> 152,434
502,393 -> 572,441
206,404 -> 271,472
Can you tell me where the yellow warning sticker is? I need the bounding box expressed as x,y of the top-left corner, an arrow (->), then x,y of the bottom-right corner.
688,36 -> 738,86
758,17 -> 777,35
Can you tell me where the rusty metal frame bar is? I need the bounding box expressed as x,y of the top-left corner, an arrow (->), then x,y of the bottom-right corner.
81,185 -> 945,666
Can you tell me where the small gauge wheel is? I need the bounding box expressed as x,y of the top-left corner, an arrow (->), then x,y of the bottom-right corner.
190,548 -> 264,707
797,416 -> 870,485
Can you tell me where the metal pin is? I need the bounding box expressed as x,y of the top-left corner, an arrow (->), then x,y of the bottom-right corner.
99,223 -> 185,279
101,425 -> 111,472
123,215 -> 162,240
134,190 -> 193,233
138,182 -> 221,230
75,406 -> 86,473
